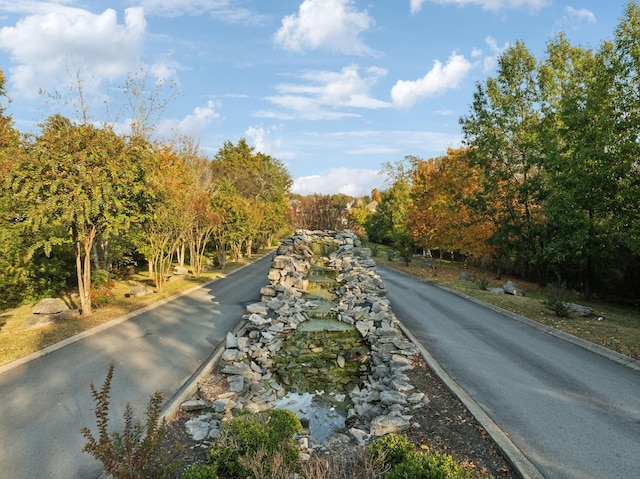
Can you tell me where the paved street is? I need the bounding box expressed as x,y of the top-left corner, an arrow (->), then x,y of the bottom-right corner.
0,255 -> 271,479
378,265 -> 640,479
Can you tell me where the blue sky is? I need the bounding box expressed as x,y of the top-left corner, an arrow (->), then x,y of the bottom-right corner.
0,1 -> 625,196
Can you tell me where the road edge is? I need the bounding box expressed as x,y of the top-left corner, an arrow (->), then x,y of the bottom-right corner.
0,253 -> 273,376
397,321 -> 545,479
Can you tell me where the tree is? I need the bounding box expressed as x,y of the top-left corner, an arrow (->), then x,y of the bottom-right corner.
7,116 -> 150,315
365,179 -> 412,246
460,41 -> 546,278
406,148 -> 494,260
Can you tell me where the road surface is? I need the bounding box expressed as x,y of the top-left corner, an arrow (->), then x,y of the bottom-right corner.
378,265 -> 640,479
0,255 -> 271,479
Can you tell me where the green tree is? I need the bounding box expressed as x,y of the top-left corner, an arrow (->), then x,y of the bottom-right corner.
366,179 -> 412,246
7,116 -> 149,315
460,41 -> 546,278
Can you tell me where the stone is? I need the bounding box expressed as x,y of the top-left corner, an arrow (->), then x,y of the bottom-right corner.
180,399 -> 210,412
247,313 -> 270,327
503,280 -> 525,296
247,302 -> 269,315
227,376 -> 245,392
380,390 -> 407,406
565,303 -> 593,317
33,298 -> 68,315
459,271 -> 475,281
226,332 -> 238,349
369,415 -> 410,436
128,285 -> 155,297
174,265 -> 189,275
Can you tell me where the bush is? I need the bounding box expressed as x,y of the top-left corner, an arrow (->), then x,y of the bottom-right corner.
208,409 -> 302,478
90,269 -> 115,307
475,274 -> 490,291
368,433 -> 415,467
182,464 -> 218,479
81,363 -> 180,479
386,450 -> 475,479
543,283 -> 578,318
368,434 -> 489,479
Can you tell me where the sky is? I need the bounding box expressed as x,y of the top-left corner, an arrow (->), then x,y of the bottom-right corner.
0,0 -> 627,196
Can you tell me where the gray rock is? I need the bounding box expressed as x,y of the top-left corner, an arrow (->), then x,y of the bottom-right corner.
565,303 -> 593,317
180,399 -> 210,412
33,298 -> 68,314
369,415 -> 410,436
503,280 -> 525,296
128,285 -> 155,297
226,332 -> 238,349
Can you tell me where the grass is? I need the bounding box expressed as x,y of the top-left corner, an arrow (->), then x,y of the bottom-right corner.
0,251 -> 271,368
372,245 -> 640,361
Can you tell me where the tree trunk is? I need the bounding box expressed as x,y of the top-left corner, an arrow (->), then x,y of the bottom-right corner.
75,225 -> 96,317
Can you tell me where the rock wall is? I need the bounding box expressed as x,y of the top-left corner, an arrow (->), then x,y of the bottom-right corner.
184,230 -> 428,444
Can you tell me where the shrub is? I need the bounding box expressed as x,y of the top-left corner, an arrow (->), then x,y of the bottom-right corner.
543,283 -> 578,318
81,363 -> 180,479
386,450 -> 475,479
368,433 -> 415,467
208,409 -> 302,478
475,274 -> 490,291
90,269 -> 115,307
368,434 -> 489,479
182,464 -> 218,479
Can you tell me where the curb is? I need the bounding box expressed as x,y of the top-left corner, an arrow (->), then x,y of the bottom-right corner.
0,252 -> 273,376
397,321 -> 545,479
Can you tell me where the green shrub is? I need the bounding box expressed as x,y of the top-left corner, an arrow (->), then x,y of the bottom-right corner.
209,409 -> 302,478
543,283 -> 578,318
386,450 -> 475,479
475,274 -> 490,291
368,433 -> 415,467
182,464 -> 218,479
81,363 -> 180,479
368,434 -> 490,479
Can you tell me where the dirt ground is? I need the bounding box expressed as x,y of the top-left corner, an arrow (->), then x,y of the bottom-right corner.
161,351 -> 519,479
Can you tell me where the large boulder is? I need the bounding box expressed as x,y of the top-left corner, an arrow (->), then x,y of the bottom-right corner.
33,298 -> 68,315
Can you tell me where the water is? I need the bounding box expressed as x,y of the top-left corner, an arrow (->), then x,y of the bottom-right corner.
274,392 -> 346,443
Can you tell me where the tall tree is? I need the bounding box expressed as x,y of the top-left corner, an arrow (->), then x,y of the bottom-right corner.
460,41 -> 545,278
7,116 -> 150,315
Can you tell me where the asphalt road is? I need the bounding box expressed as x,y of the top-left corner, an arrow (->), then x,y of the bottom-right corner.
0,255 -> 272,479
378,265 -> 640,479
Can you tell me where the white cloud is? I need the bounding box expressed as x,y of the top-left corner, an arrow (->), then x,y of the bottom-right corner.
257,64 -> 390,120
479,35 -> 509,72
245,125 -> 296,160
273,0 -> 376,55
563,6 -> 596,26
410,0 -> 427,14
292,168 -> 384,196
129,0 -> 263,23
0,7 -> 146,98
391,53 -> 472,109
410,0 -> 549,11
155,100 -> 219,138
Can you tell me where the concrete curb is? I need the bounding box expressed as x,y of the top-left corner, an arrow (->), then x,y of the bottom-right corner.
397,321 -> 545,479
0,253 -> 273,376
